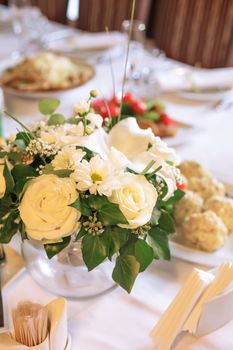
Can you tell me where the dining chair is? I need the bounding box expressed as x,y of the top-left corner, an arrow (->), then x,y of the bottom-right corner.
77,0 -> 152,32
147,0 -> 233,68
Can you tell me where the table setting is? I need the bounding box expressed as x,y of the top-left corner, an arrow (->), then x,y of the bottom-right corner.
0,1 -> 233,349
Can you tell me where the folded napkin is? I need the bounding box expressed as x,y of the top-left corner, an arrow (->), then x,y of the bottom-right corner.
0,298 -> 70,350
47,31 -> 125,53
156,67 -> 233,93
151,262 -> 233,350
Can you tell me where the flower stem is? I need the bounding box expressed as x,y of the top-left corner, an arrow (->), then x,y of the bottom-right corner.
140,160 -> 156,175
147,165 -> 163,178
4,110 -> 34,138
118,0 -> 136,122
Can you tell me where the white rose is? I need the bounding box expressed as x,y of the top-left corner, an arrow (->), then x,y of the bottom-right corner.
19,174 -> 80,241
149,137 -> 179,165
109,173 -> 157,229
74,100 -> 90,115
0,164 -> 6,199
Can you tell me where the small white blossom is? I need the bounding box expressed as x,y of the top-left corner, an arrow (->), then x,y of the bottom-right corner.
74,100 -> 90,115
52,146 -> 86,170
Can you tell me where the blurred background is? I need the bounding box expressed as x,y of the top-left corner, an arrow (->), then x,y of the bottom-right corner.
1,0 -> 232,68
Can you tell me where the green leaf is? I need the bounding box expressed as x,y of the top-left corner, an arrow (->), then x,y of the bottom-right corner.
112,255 -> 140,293
13,178 -> 30,198
141,111 -> 160,121
147,227 -> 171,260
14,132 -> 33,147
38,98 -> 60,115
44,236 -> 71,259
3,162 -> 15,193
48,113 -> 65,126
88,195 -> 109,210
42,164 -> 72,178
164,189 -> 185,206
150,206 -> 161,226
88,195 -> 128,225
0,211 -> 19,243
11,164 -> 37,182
121,239 -> 154,272
102,227 -> 129,259
18,221 -> 28,241
82,234 -> 107,270
76,225 -> 87,240
158,209 -> 175,234
98,203 -> 128,226
70,196 -> 91,217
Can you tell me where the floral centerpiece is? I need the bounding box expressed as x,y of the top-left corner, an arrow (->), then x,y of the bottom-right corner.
92,92 -> 178,137
0,92 -> 184,292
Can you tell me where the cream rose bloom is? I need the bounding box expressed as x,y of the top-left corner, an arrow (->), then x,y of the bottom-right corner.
19,174 -> 80,241
109,173 -> 157,229
0,164 -> 6,199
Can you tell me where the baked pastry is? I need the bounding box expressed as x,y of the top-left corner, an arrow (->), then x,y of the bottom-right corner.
1,52 -> 94,92
180,210 -> 228,252
178,160 -> 210,180
187,176 -> 226,200
174,190 -> 203,225
205,195 -> 233,233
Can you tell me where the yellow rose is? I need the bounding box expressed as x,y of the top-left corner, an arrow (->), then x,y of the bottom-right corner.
0,164 -> 6,199
109,173 -> 157,229
19,174 -> 80,241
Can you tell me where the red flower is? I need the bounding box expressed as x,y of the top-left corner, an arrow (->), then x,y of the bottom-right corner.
176,182 -> 186,191
160,113 -> 177,126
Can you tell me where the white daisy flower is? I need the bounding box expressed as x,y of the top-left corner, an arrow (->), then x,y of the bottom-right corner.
71,154 -> 121,196
52,146 -> 86,170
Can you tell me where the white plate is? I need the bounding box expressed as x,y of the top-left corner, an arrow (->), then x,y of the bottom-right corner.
170,236 -> 233,267
176,89 -> 233,102
163,122 -> 202,147
170,183 -> 233,267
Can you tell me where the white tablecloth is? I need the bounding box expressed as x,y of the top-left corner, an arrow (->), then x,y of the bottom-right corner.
1,17 -> 233,350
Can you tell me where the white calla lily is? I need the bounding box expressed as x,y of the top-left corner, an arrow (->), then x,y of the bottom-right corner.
108,117 -> 155,159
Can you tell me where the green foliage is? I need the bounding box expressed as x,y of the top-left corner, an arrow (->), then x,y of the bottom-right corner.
70,196 -> 91,217
48,113 -> 65,126
147,226 -> 171,260
14,132 -> 33,147
38,98 -> 60,115
42,164 -> 72,178
82,234 -> 108,270
44,236 -> 71,259
150,206 -> 161,226
112,255 -> 140,293
0,210 -> 19,243
158,209 -> 175,234
140,111 -> 160,121
88,195 -> 128,226
121,238 -> 154,272
3,162 -> 15,193
102,226 -> 129,259
11,164 -> 37,182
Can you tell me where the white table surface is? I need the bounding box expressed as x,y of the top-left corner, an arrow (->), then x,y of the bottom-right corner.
1,15 -> 233,350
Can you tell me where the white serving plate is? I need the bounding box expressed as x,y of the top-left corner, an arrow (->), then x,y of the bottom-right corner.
170,183 -> 233,267
176,89 -> 233,102
163,121 -> 202,147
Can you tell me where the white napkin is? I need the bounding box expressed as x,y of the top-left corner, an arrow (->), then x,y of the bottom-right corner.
0,298 -> 68,350
151,262 -> 233,350
47,31 -> 125,52
156,67 -> 233,92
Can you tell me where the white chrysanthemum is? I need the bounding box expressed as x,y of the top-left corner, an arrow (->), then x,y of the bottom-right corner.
74,100 -> 90,115
51,146 -> 86,170
71,154 -> 121,196
40,125 -> 67,147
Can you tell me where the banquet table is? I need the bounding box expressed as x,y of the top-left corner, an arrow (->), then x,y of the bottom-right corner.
1,14 -> 233,350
